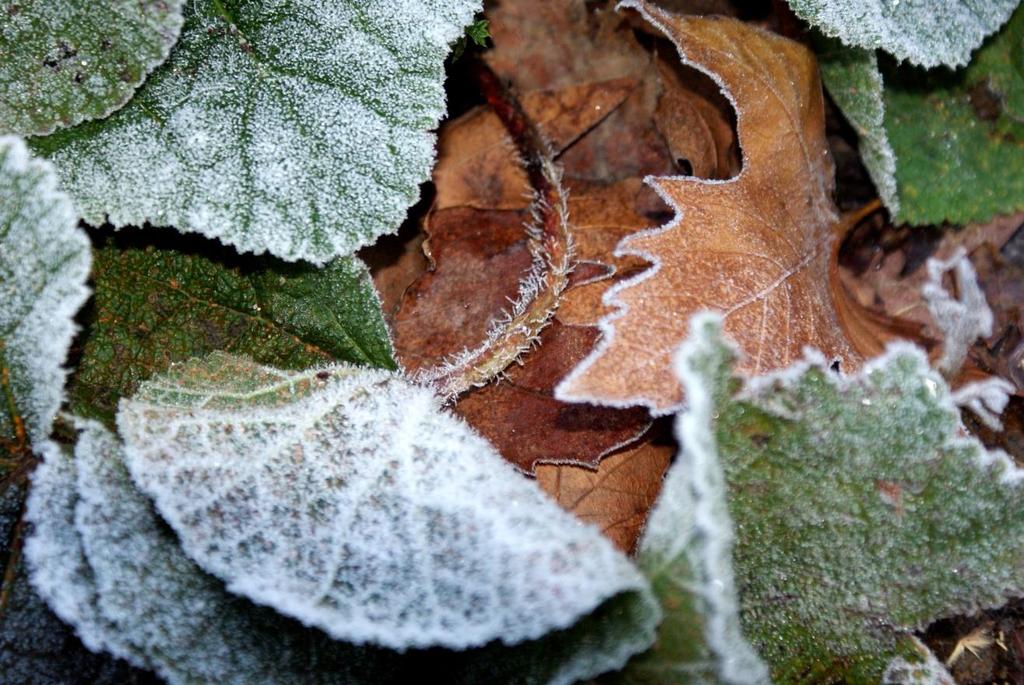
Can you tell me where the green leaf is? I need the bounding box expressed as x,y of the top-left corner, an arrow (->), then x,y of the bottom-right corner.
816,40 -> 899,216
819,5 -> 1024,225
67,227 -> 395,427
0,136 -> 90,449
783,0 -> 1017,68
24,419 -> 661,685
115,352 -> 659,660
655,314 -> 1024,683
0,1 -> 184,136
29,0 -> 481,264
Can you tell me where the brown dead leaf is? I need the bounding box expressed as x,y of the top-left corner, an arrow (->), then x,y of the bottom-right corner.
557,4 -> 865,413
433,78 -> 639,211
454,322 -> 651,472
536,436 -> 673,554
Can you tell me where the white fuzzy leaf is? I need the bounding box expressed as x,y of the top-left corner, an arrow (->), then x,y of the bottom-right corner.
0,135 -> 91,445
784,0 -> 1018,68
71,420 -> 397,685
22,440 -> 144,666
31,0 -> 481,264
25,418 -> 657,685
116,353 -> 658,654
0,0 -> 183,136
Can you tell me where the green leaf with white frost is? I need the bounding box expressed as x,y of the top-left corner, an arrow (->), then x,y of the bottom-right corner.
114,354 -> 658,678
783,0 -> 1017,68
29,0 -> 481,264
24,420 -> 657,684
67,227 -> 395,427
0,1 -> 184,136
0,136 -> 90,447
816,40 -> 899,216
613,314 -> 770,685
645,314 -> 1024,683
819,4 -> 1024,225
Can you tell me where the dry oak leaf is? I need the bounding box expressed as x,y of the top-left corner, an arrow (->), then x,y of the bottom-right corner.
557,4 -> 863,413
535,435 -> 673,555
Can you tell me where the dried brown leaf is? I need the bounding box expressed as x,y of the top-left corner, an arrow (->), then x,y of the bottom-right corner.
535,437 -> 672,554
558,5 -> 865,413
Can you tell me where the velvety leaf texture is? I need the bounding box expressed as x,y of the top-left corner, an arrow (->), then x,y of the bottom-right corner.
68,228 -> 395,426
674,315 -> 1024,683
885,3 -> 1024,225
0,0 -> 184,136
0,135 -> 90,446
784,0 -> 1017,68
116,353 -> 659,657
30,0 -> 481,264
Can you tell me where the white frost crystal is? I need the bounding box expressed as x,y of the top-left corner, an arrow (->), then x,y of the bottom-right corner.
117,353 -> 657,651
34,0 -> 482,264
0,135 -> 91,444
784,0 -> 1018,68
922,248 -> 993,376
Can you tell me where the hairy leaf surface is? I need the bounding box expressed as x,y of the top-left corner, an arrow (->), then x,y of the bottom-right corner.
0,136 -> 90,446
0,0 -> 184,136
31,0 -> 480,263
820,5 -> 1024,225
116,354 -> 659,655
669,315 -> 1024,682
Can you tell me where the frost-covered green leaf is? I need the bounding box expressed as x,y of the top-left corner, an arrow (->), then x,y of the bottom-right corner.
22,418 -> 657,685
820,4 -> 1024,225
0,1 -> 184,136
784,0 -> 1017,68
30,0 -> 481,264
660,314 -> 1024,683
613,317 -> 769,685
816,40 -> 899,215
69,420 -> 400,685
116,353 -> 659,659
67,227 -> 395,426
0,136 -> 90,446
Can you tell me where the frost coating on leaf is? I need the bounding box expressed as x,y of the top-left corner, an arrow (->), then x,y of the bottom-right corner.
922,248 -> 993,375
616,313 -> 770,685
0,1 -> 183,136
816,41 -> 899,214
0,136 -> 91,445
32,0 -> 481,264
22,440 -> 142,666
784,0 -> 1017,68
116,353 -> 656,651
680,317 -> 1024,681
71,420 -> 403,685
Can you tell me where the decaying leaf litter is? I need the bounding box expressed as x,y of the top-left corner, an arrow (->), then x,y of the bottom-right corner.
4,0 -> 1024,682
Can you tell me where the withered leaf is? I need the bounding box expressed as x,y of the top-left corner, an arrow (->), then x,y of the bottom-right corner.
535,436 -> 673,554
558,4 -> 864,413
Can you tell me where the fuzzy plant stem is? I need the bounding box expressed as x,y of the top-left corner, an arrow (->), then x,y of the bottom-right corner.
419,61 -> 574,400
